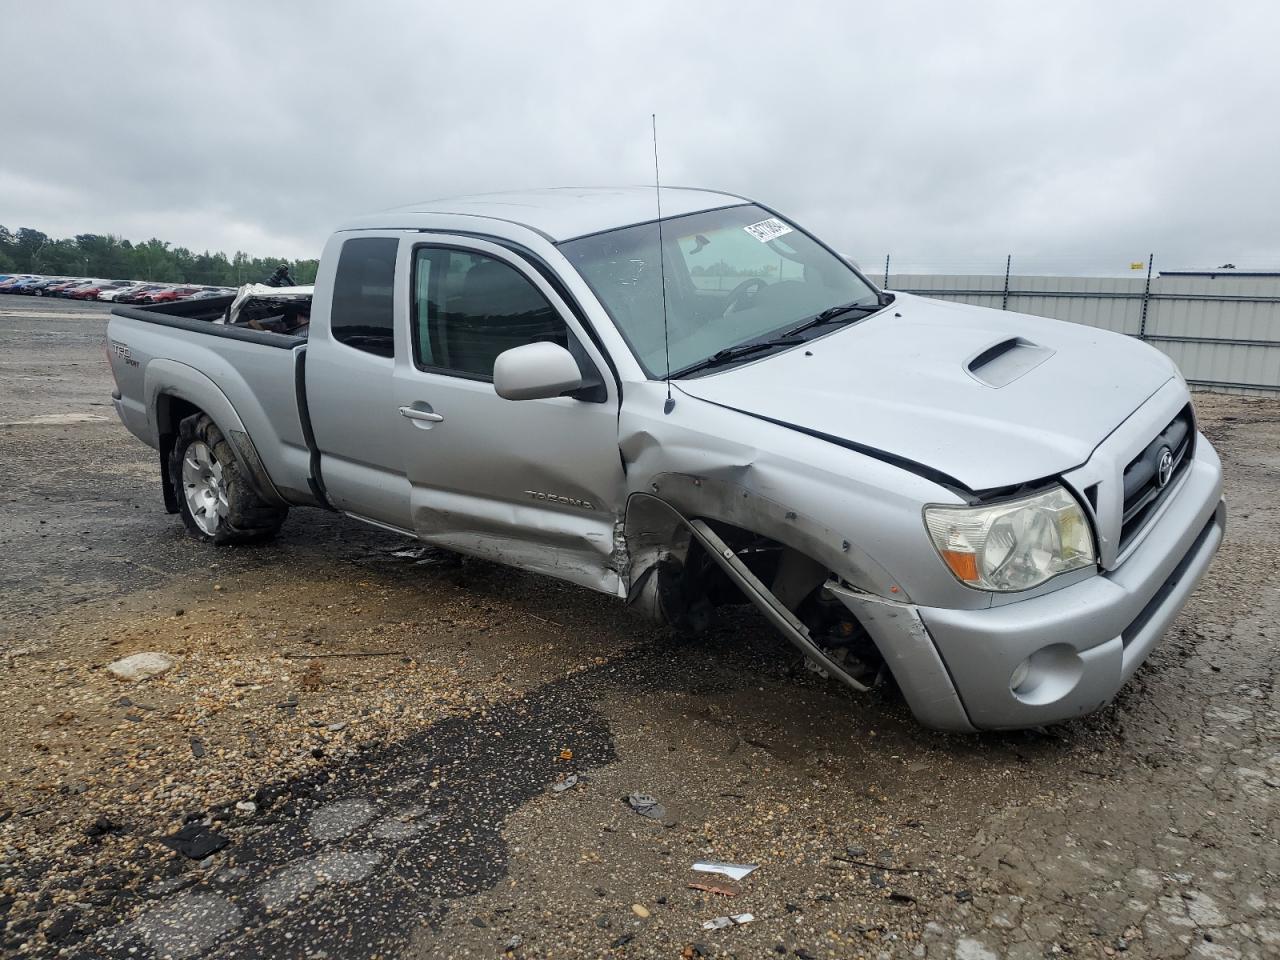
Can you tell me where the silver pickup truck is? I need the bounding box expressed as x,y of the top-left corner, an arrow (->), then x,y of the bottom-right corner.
107,187 -> 1225,731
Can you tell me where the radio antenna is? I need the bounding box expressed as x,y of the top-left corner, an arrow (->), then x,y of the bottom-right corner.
652,113 -> 675,414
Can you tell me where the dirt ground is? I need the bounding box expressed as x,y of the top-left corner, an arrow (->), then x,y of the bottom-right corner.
0,294 -> 1277,960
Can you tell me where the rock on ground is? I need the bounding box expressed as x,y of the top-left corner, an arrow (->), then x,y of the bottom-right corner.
105,651 -> 176,681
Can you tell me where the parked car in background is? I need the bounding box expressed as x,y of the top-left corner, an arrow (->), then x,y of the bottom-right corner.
67,281 -> 107,300
142,286 -> 201,304
4,276 -> 46,294
117,284 -> 170,304
69,280 -> 132,300
28,277 -> 75,296
0,276 -> 228,303
90,281 -> 140,300
46,279 -> 94,297
98,283 -> 149,302
56,280 -> 106,298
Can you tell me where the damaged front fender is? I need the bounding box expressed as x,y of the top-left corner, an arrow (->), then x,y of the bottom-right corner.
825,582 -> 974,732
623,472 -> 899,601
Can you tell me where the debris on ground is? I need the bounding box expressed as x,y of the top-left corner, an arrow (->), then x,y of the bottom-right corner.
832,850 -> 920,873
299,661 -> 325,690
551,773 -> 579,792
626,792 -> 666,820
83,815 -> 122,839
631,903 -> 650,918
357,544 -> 464,568
687,881 -> 739,897
701,913 -> 754,930
692,860 -> 758,882
104,651 -> 176,681
235,801 -> 257,814
158,823 -> 230,860
503,934 -> 523,952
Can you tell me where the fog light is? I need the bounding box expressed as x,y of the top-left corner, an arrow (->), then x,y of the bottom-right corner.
1009,658 -> 1032,693
1008,643 -> 1085,706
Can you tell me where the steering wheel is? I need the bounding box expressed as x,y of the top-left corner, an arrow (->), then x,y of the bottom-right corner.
723,277 -> 769,315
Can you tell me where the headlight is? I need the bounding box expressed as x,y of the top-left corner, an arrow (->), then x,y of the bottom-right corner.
923,486 -> 1096,592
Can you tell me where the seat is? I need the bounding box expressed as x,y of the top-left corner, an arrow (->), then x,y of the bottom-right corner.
439,260 -> 565,377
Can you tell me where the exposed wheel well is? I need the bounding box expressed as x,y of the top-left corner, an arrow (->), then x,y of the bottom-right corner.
687,521 -> 888,685
156,395 -> 204,513
625,504 -> 888,686
638,516 -> 829,625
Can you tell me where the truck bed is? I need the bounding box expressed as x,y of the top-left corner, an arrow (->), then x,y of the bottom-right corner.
111,293 -> 309,345
107,298 -> 319,508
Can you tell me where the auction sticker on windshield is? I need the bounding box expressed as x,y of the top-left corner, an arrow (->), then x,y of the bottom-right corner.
743,217 -> 793,243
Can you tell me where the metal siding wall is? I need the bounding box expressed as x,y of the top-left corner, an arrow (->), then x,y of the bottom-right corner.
887,273 -> 1280,394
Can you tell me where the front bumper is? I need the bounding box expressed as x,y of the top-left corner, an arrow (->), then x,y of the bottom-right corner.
834,436 -> 1225,731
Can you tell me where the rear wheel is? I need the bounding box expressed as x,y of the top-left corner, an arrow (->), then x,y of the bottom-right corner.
169,413 -> 286,544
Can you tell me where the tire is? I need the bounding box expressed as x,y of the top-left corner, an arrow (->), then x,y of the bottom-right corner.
169,413 -> 287,544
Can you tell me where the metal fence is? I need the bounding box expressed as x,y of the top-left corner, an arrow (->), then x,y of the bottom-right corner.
883,271 -> 1280,395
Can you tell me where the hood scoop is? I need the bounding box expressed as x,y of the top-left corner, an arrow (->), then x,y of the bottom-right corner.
965,337 -> 1055,388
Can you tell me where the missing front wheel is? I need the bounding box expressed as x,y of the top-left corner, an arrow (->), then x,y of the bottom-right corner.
795,586 -> 887,687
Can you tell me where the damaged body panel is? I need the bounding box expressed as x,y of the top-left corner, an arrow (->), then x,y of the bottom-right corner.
107,186 -> 1225,731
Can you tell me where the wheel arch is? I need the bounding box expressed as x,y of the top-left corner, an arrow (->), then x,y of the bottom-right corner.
148,360 -> 288,511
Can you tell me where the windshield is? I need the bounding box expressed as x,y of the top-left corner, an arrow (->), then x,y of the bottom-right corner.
560,204 -> 879,377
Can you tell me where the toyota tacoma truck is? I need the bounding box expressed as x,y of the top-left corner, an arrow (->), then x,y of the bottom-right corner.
106,187 -> 1225,731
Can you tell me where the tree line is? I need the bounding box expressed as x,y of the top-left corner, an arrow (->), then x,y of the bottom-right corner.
0,226 -> 320,287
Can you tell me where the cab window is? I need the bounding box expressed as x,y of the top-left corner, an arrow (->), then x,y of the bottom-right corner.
331,237 -> 397,358
411,247 -> 567,379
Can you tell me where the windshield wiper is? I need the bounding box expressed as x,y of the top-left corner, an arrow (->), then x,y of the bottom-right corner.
782,300 -> 883,338
672,300 -> 884,379
673,335 -> 807,377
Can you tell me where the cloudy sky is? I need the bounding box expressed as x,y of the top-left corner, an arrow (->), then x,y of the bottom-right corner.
4,2 -> 1277,275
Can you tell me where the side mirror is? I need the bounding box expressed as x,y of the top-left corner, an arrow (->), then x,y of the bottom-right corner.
493,342 -> 583,401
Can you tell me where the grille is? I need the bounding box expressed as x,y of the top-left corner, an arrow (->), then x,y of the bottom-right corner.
1118,404 -> 1194,550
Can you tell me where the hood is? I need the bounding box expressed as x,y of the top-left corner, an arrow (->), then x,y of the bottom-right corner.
675,293 -> 1177,491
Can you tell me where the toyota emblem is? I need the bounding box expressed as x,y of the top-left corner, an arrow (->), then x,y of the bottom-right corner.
1156,446 -> 1174,488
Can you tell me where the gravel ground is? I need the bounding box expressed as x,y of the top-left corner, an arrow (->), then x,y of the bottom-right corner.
0,294 -> 1276,959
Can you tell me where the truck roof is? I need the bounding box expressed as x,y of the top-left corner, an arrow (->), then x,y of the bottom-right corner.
337,186 -> 750,243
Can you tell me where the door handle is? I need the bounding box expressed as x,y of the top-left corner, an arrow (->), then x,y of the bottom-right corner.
399,405 -> 444,423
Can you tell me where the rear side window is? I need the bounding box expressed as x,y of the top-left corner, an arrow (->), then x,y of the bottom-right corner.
331,237 -> 398,358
